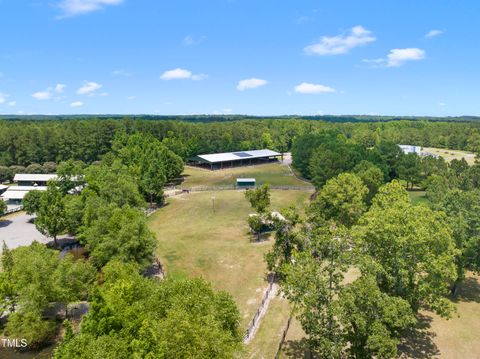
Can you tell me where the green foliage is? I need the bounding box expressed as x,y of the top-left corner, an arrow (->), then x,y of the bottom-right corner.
309,138 -> 367,189
310,173 -> 368,227
0,165 -> 13,182
356,192 -> 457,316
56,159 -> 85,195
84,159 -> 146,209
265,205 -> 302,276
245,183 -> 271,213
0,242 -> 95,347
35,185 -> 67,246
283,224 -> 350,358
114,133 -> 184,205
22,189 -> 44,215
370,180 -> 411,210
440,189 -> 480,281
63,194 -> 84,235
397,153 -> 422,189
79,204 -> 156,269
353,160 -> 385,203
4,309 -> 57,348
0,198 -> 6,216
54,261 -> 242,358
339,275 -> 416,359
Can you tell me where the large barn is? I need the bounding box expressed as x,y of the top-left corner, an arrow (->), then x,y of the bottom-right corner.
189,149 -> 281,170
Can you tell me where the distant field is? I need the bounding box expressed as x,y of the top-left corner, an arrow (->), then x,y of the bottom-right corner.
180,163 -> 311,188
148,189 -> 312,334
422,147 -> 477,165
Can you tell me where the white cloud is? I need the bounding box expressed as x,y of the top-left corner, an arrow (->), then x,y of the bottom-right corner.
32,90 -> 52,100
386,48 -> 425,67
127,95 -> 136,100
304,25 -> 375,55
183,35 -> 206,46
160,68 -> 192,80
237,78 -> 268,91
55,83 -> 66,93
0,93 -> 7,104
70,101 -> 84,107
77,81 -> 102,95
191,73 -> 208,81
99,92 -> 108,97
294,82 -> 336,94
7,101 -> 16,107
160,68 -> 207,81
112,69 -> 132,77
58,0 -> 123,18
425,29 -> 443,38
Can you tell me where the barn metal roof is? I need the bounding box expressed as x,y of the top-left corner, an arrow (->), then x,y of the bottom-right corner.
1,186 -> 47,200
13,174 -> 57,182
197,149 -> 280,163
236,178 -> 256,182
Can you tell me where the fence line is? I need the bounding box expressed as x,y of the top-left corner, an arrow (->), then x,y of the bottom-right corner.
275,315 -> 293,359
165,185 -> 313,193
243,275 -> 277,343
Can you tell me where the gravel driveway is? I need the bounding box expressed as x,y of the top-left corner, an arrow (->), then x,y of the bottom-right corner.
0,213 -> 50,250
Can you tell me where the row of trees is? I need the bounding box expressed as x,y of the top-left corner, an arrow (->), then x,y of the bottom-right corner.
1,117 -> 480,167
292,130 -> 480,192
265,173 -> 475,358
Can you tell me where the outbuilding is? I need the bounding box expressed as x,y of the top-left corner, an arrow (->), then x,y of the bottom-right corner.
236,178 -> 256,188
189,149 -> 281,170
13,173 -> 57,187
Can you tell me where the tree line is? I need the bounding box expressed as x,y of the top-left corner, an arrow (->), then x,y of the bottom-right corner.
1,118 -> 480,169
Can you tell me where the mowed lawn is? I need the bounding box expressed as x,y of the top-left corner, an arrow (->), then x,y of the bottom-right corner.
148,189 -> 312,331
422,147 -> 477,165
180,162 -> 311,188
399,273 -> 480,359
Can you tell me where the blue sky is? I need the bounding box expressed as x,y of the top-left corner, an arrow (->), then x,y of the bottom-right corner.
0,0 -> 479,116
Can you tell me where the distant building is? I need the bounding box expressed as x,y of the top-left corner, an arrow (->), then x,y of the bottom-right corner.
189,149 -> 281,170
2,186 -> 47,206
1,173 -> 56,210
236,178 -> 256,188
13,173 -> 57,186
398,145 -> 439,159
398,145 -> 422,155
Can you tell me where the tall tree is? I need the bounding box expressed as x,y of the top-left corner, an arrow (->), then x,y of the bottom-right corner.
355,183 -> 457,316
310,173 -> 368,227
35,185 -> 67,247
79,204 -> 156,269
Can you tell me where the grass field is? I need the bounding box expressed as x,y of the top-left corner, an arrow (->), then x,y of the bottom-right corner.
422,147 -> 477,165
399,273 -> 480,359
180,163 -> 311,188
148,189 -> 312,333
408,190 -> 428,205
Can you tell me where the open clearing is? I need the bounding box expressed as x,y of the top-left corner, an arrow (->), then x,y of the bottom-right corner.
422,147 -> 476,165
180,162 -> 311,188
148,189 -> 312,333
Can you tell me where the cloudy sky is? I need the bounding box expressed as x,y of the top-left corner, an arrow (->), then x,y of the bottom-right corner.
0,0 -> 479,116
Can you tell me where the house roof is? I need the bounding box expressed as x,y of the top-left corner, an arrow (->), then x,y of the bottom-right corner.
1,186 -> 47,200
13,173 -> 57,182
196,149 -> 281,164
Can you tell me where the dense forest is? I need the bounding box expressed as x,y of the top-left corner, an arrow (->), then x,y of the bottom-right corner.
1,117 -> 480,169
